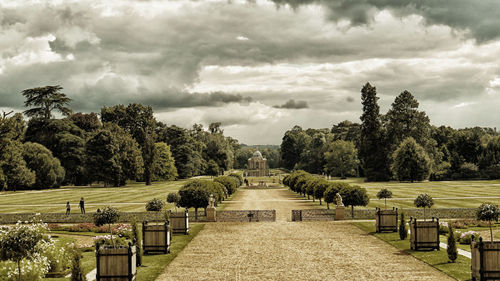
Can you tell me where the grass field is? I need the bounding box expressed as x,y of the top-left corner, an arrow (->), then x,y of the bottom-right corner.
331,178 -> 500,209
0,179 -> 203,213
354,222 -> 472,281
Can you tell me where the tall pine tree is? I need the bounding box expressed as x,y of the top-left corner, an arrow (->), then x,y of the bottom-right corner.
359,83 -> 389,181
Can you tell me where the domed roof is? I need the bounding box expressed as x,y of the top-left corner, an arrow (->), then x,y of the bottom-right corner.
252,151 -> 263,158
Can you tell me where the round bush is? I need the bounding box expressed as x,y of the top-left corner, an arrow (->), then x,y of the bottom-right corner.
145,198 -> 165,212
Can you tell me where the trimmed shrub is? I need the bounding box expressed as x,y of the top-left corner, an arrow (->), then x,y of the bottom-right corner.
70,249 -> 87,281
399,213 -> 407,240
214,176 -> 238,195
145,198 -> 165,212
447,225 -> 457,263
228,173 -> 243,186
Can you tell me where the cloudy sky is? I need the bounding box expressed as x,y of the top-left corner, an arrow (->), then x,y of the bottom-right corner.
1,0 -> 500,144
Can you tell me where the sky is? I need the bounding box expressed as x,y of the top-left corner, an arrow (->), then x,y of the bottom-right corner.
1,0 -> 500,144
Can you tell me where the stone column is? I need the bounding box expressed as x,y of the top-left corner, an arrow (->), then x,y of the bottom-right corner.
207,207 -> 216,222
335,206 -> 345,220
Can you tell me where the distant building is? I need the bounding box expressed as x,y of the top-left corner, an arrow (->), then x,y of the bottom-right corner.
247,151 -> 267,177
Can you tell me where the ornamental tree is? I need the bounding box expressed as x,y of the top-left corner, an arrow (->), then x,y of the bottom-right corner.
447,225 -> 457,263
340,185 -> 370,218
93,206 -> 120,247
414,193 -> 434,221
167,192 -> 180,211
477,203 -> 500,242
0,221 -> 46,281
376,188 -> 393,209
391,137 -> 431,182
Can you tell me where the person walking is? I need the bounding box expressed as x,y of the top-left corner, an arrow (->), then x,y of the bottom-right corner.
66,201 -> 71,215
79,197 -> 85,214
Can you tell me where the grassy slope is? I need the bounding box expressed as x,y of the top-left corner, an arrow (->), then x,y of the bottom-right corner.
0,180 -> 189,213
354,222 -> 472,281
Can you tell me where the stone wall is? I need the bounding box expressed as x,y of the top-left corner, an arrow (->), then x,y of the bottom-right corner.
0,211 -> 207,224
217,210 -> 276,222
291,208 -> 477,221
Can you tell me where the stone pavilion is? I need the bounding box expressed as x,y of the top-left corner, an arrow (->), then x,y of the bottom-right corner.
247,151 -> 268,177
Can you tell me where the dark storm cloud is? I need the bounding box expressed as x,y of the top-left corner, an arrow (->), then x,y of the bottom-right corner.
270,0 -> 500,42
273,99 -> 309,109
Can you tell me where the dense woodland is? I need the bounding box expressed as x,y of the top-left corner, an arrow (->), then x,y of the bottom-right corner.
280,83 -> 500,182
0,86 -> 252,190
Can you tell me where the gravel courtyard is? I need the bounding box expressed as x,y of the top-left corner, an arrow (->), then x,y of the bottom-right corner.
156,188 -> 453,281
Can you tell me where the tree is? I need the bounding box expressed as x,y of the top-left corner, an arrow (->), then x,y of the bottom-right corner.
323,185 -> 338,210
359,83 -> 389,181
167,192 -> 180,211
145,198 -> 165,212
305,178 -> 320,200
340,185 -> 370,218
0,221 -> 46,281
206,160 -> 219,176
68,112 -> 101,132
324,140 -> 359,178
0,112 -> 25,142
25,118 -> 86,185
399,213 -> 407,240
152,142 -> 178,181
131,221 -> 142,266
0,140 -> 36,191
447,225 -> 457,263
313,180 -> 329,205
101,104 -> 157,185
376,188 -> 393,209
22,85 -> 72,120
477,203 -> 500,242
391,137 -> 431,182
85,130 -> 121,186
384,90 -> 433,158
280,126 -> 310,170
414,193 -> 434,220
178,180 -> 211,219
214,176 -> 238,196
93,206 -> 120,247
22,142 -> 65,189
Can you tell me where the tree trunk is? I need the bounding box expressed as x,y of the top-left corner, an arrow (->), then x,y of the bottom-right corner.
351,205 -> 354,218
327,202 -> 329,209
195,208 -> 198,220
17,259 -> 21,281
490,221 -> 494,242
384,198 -> 387,209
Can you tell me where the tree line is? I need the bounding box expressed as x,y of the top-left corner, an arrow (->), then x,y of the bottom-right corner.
280,83 -> 500,182
0,85 -> 243,190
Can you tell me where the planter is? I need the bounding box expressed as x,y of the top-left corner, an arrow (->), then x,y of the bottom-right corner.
96,243 -> 137,281
142,220 -> 171,254
409,217 -> 440,251
471,238 -> 500,281
375,207 -> 398,232
169,210 -> 189,235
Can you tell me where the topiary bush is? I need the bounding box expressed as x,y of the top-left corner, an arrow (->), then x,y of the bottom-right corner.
447,225 -> 457,263
145,198 -> 165,212
376,188 -> 392,209
93,206 -> 120,248
70,249 -> 87,281
477,203 -> 500,241
166,192 -> 180,210
399,213 -> 407,240
414,193 -> 434,221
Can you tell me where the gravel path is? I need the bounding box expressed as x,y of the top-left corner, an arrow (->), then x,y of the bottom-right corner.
156,189 -> 453,281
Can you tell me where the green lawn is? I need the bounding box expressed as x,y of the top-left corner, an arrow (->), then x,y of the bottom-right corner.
354,222 -> 472,281
43,223 -> 205,281
0,180 -> 194,213
330,178 -> 500,209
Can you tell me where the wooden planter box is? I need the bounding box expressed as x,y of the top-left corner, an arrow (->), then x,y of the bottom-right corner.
96,243 -> 137,281
169,210 -> 189,235
142,220 -> 171,254
471,238 -> 500,281
375,207 -> 398,233
409,217 -> 440,251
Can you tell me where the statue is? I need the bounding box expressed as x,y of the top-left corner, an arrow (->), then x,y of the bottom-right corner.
208,194 -> 215,208
335,193 -> 344,207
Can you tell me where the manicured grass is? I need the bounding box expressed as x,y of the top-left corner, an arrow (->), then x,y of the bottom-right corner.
0,180 -> 190,213
354,222 -> 472,281
328,178 -> 500,209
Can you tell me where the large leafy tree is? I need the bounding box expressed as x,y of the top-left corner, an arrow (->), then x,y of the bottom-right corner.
280,126 -> 310,170
101,104 -> 157,185
324,140 -> 359,178
85,130 -> 121,187
22,142 -> 65,189
68,112 -> 101,132
152,142 -> 178,181
25,119 -> 87,185
0,140 -> 36,191
157,124 -> 205,178
392,137 -> 431,182
22,85 -> 72,120
359,83 -> 389,181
